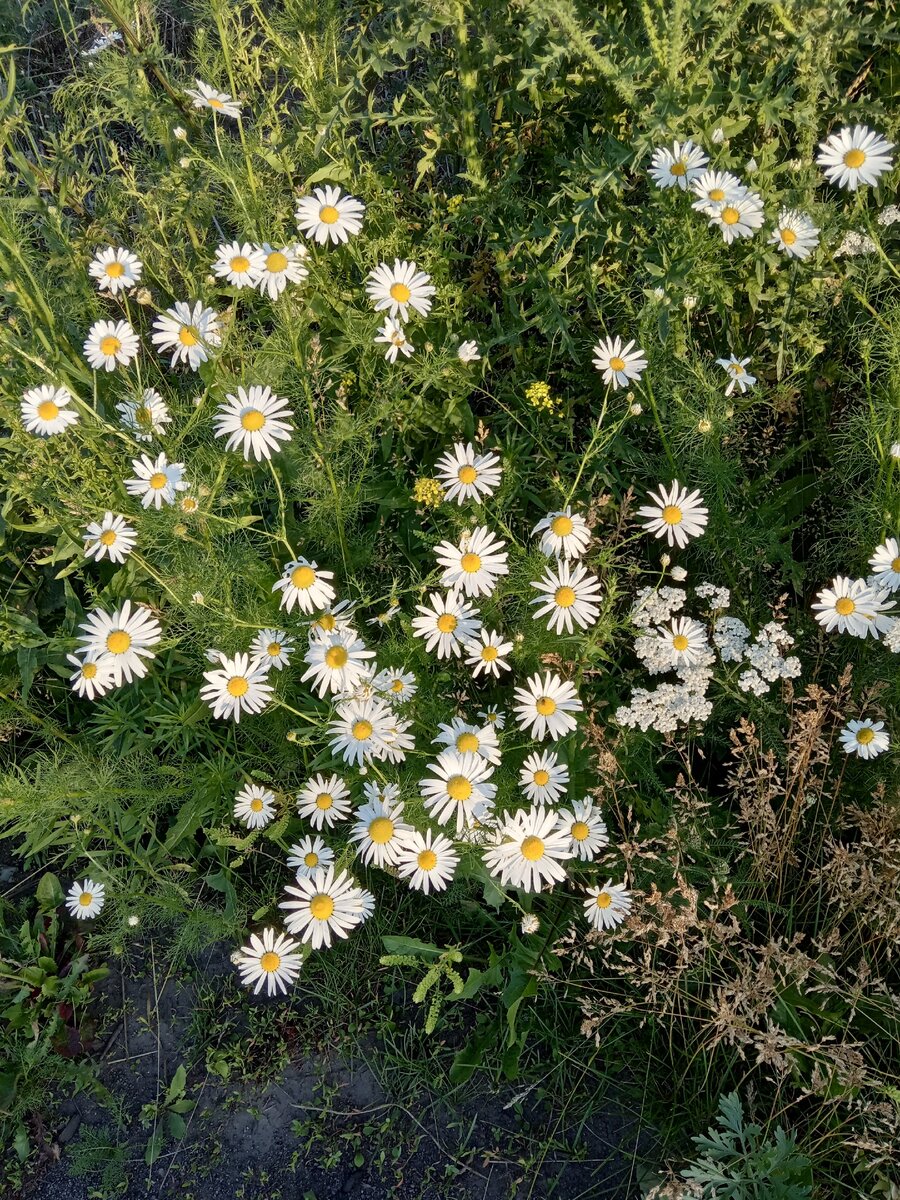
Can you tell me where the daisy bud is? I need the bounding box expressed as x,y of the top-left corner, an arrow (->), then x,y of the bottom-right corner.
173,126 -> 187,140
697,418 -> 712,433
660,553 -> 671,567
521,914 -> 541,935
629,402 -> 643,415
135,288 -> 153,305
670,565 -> 687,581
191,592 -> 205,604
285,730 -> 298,742
891,443 -> 900,460
179,156 -> 191,169
712,127 -> 725,144
127,915 -> 140,927
745,157 -> 758,173
683,294 -> 698,310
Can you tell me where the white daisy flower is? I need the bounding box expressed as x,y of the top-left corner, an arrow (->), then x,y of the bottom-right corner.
67,654 -> 115,700
482,806 -> 571,893
812,577 -> 896,639
464,629 -> 514,679
151,301 -> 221,371
591,336 -> 647,390
295,185 -> 365,246
76,600 -> 161,686
116,389 -> 171,441
708,192 -> 765,243
648,139 -> 709,190
375,317 -> 414,363
365,259 -> 435,321
637,481 -> 708,549
816,125 -> 894,191
20,384 -> 79,437
124,452 -> 189,509
349,795 -> 412,868
235,928 -> 303,996
362,780 -> 401,806
272,558 -> 336,615
213,385 -> 294,462
83,318 -> 139,371
513,671 -> 583,742
367,605 -> 401,629
411,590 -> 481,659
328,696 -> 394,767
334,666 -> 376,704
186,79 -> 241,118
532,508 -> 591,560
89,246 -> 142,295
307,601 -> 357,641
434,442 -> 502,505
556,799 -> 608,861
373,668 -> 417,703
530,560 -> 603,635
255,242 -> 309,300
769,209 -> 820,260
583,881 -> 632,931
420,750 -> 497,832
520,750 -> 569,804
434,525 -> 509,598
433,718 -> 501,766
396,829 -> 459,894
211,240 -> 265,289
287,834 -> 335,879
250,629 -> 294,671
200,652 -> 274,722
233,783 -> 276,830
279,866 -> 374,949
839,718 -> 890,760
375,718 -> 415,765
654,616 -> 709,666
869,537 -> 900,593
82,513 -> 136,564
301,629 -> 376,698
65,878 -> 105,920
689,170 -> 745,214
296,773 -> 352,830
457,340 -> 481,363
716,355 -> 756,396
478,705 -> 506,730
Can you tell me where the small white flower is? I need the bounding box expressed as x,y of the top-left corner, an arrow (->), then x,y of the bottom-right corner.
186,79 -> 241,118
83,319 -> 139,371
434,442 -> 503,505
82,513 -> 136,564
295,185 -> 365,245
89,246 -> 142,295
124,453 -> 189,509
463,629 -> 513,679
812,577 -> 895,639
235,928 -> 303,996
434,525 -> 509,598
457,340 -> 481,363
396,829 -> 459,893
532,508 -> 591,560
711,127 -> 725,144
349,795 -> 412,868
66,878 -> 106,920
279,867 -> 375,949
211,240 -> 265,289
116,389 -> 170,441
839,719 -> 889,760
769,209 -> 820,260
482,806 -> 571,893
365,259 -> 435,321
513,672 -> 582,742
255,242 -> 309,300
716,355 -> 756,396
296,773 -> 352,830
583,881 -> 632,931
412,590 -> 481,659
250,629 -> 294,671
433,718 -> 501,765
648,139 -> 708,190
591,336 -> 647,390
234,783 -> 276,830
301,629 -> 376,698
556,799 -> 608,861
76,600 -> 161,687
328,697 -> 394,767
152,301 -> 221,371
708,192 -> 765,243
519,750 -> 569,804
67,654 -> 115,700
272,558 -> 336,615
375,317 -> 414,363
690,169 -> 745,215
200,653 -> 274,722
288,834 -> 335,879
373,667 -> 417,703
530,560 -> 603,635
420,750 -> 496,832
637,481 -> 708,549
816,125 -> 894,191
21,385 -> 79,436
868,537 -> 900,593
213,385 -> 294,462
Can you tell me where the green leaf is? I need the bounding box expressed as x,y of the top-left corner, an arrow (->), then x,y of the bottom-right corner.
35,872 -> 64,911
380,935 -> 443,959
165,1064 -> 187,1105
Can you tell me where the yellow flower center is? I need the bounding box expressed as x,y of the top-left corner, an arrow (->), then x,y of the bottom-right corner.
309,894 -> 334,920
391,679 -> 405,692
304,851 -> 319,867
267,642 -> 282,656
721,206 -> 740,225
533,769 -> 550,787
317,613 -> 336,631
134,406 -> 152,426
79,892 -> 93,907
481,645 -> 499,662
555,586 -> 576,608
843,148 -> 866,169
266,251 -> 289,272
670,160 -> 687,176
446,775 -> 472,802
661,504 -> 683,525
230,255 -> 250,274
182,497 -> 198,512
572,821 -> 590,841
250,798 -> 263,812
106,630 -> 131,655
291,565 -> 316,589
241,408 -> 266,431
315,792 -> 333,810
708,187 -> 725,201
461,552 -> 482,574
891,557 -> 900,573
551,515 -> 573,537
536,696 -> 557,716
856,727 -> 875,745
781,228 -> 797,245
82,662 -> 98,679
227,676 -> 249,697
417,849 -> 437,871
456,732 -> 479,753
672,634 -> 689,651
99,529 -> 117,545
368,816 -> 394,844
389,282 -> 412,304
178,325 -> 200,347
595,891 -> 612,909
352,719 -> 373,741
149,472 -> 168,490
260,951 -> 280,972
436,613 -> 457,633
99,336 -> 121,356
521,835 -> 544,861
731,363 -> 744,375
207,97 -> 224,110
325,645 -> 348,669
835,597 -> 855,616
458,464 -> 478,484
608,356 -> 626,372
106,261 -> 125,278
37,400 -> 59,421
319,205 -> 339,224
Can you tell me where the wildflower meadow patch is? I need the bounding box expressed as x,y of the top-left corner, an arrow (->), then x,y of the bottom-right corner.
0,1 -> 898,1196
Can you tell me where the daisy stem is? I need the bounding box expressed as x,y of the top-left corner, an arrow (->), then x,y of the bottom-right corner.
564,393 -> 610,506
274,698 -> 320,725
131,552 -> 185,608
641,372 -> 676,472
0,689 -> 78,747
300,375 -> 350,575
266,455 -> 295,558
